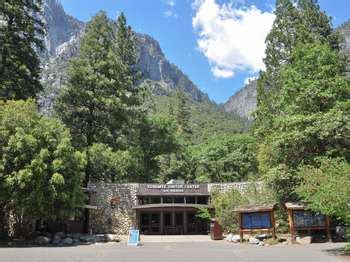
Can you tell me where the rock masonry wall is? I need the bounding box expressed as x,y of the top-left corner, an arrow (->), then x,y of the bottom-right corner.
88,183 -> 139,235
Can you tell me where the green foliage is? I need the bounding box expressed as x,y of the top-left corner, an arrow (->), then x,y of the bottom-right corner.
147,90 -> 246,145
258,41 -> 349,203
0,100 -> 86,221
296,158 -> 350,223
196,207 -> 212,222
0,0 -> 44,100
175,89 -> 192,141
210,189 -> 248,233
55,12 -> 128,149
255,0 -> 339,138
192,134 -> 258,183
88,143 -> 137,183
138,115 -> 179,182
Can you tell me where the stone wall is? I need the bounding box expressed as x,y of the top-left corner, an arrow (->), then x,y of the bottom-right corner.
208,182 -> 261,194
88,183 -> 138,235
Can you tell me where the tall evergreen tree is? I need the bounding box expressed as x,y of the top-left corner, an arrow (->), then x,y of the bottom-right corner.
175,89 -> 192,141
0,0 -> 45,100
255,0 -> 339,137
115,12 -> 143,146
55,11 -> 131,189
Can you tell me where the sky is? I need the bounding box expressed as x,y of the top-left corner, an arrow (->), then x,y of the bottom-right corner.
60,0 -> 350,103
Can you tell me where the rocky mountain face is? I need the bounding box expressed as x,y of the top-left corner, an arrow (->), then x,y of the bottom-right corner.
41,0 -> 84,58
39,0 -> 209,114
223,80 -> 257,120
224,20 -> 350,119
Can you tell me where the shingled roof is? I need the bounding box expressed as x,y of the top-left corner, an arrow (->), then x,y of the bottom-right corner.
234,204 -> 277,213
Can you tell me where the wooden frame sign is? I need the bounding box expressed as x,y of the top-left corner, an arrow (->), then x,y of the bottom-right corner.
235,204 -> 277,243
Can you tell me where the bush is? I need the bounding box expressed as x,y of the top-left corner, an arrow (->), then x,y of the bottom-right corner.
211,189 -> 248,233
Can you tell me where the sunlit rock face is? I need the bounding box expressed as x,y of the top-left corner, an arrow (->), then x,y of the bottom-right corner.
41,0 -> 84,58
224,80 -> 257,120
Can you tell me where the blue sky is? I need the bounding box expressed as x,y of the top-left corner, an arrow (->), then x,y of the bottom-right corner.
60,0 -> 350,103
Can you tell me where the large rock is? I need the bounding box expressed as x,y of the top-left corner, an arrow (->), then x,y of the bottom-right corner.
296,236 -> 312,245
256,234 -> 269,241
226,234 -> 241,243
224,79 -> 257,120
62,237 -> 73,245
105,234 -> 120,242
35,236 -> 51,245
248,237 -> 260,245
79,235 -> 96,244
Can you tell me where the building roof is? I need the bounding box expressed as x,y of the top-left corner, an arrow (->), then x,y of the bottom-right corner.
234,204 -> 277,213
132,204 -> 209,210
285,202 -> 306,210
137,184 -> 209,196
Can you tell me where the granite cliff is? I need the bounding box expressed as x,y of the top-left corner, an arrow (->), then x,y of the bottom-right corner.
39,0 -> 209,113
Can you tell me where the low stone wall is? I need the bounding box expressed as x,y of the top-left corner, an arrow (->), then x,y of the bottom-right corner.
208,182 -> 261,194
88,183 -> 138,235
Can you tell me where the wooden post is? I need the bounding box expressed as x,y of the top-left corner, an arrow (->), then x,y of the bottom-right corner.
238,212 -> 243,243
271,210 -> 276,239
326,216 -> 332,242
287,209 -> 296,242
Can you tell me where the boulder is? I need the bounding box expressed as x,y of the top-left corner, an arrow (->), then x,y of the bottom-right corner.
232,235 -> 241,243
258,241 -> 265,246
79,235 -> 96,244
105,234 -> 120,242
52,235 -> 62,245
248,237 -> 260,245
35,236 -> 51,245
95,234 -> 108,243
256,234 -> 269,241
296,236 -> 312,245
73,238 -> 80,246
54,232 -> 66,239
225,234 -> 233,242
62,237 -> 73,245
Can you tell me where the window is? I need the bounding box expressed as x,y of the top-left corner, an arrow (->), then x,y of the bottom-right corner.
186,196 -> 196,204
197,196 -> 208,204
174,197 -> 184,203
150,197 -> 161,204
163,197 -> 173,203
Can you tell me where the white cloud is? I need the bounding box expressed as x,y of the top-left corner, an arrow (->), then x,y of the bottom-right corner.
244,76 -> 258,85
164,10 -> 178,18
212,67 -> 235,78
163,0 -> 178,18
165,0 -> 176,7
192,0 -> 275,78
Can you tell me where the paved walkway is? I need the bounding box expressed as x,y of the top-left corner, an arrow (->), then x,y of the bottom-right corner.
0,241 -> 347,262
120,234 -> 213,242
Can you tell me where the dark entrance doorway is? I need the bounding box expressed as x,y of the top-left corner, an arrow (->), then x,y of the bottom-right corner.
138,209 -> 209,235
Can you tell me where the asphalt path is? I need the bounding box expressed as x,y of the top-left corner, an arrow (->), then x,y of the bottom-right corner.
0,241 -> 347,262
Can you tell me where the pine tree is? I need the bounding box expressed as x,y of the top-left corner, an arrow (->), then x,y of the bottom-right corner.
255,0 -> 339,136
255,0 -> 299,135
55,12 -> 127,150
0,0 -> 45,100
176,89 -> 192,141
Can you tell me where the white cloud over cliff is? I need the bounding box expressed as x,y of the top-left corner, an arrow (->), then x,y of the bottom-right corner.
192,0 -> 275,78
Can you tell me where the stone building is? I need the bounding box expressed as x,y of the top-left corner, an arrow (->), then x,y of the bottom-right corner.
88,181 -> 254,235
